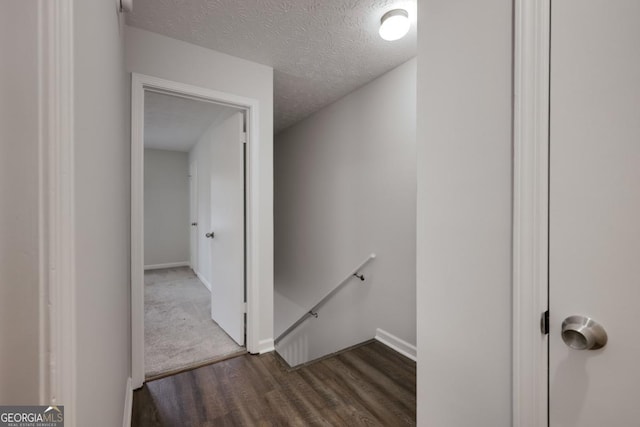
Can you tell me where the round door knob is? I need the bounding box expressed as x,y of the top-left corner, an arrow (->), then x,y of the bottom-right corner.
561,315 -> 607,350
205,231 -> 215,239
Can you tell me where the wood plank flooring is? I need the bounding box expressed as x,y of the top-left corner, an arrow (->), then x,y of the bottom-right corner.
132,341 -> 416,426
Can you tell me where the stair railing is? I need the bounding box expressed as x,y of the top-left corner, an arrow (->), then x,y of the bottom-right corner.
274,253 -> 376,345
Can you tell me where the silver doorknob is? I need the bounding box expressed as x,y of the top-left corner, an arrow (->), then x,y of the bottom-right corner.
205,231 -> 215,239
561,315 -> 608,350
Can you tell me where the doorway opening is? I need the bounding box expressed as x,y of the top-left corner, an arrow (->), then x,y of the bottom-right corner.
131,74 -> 261,388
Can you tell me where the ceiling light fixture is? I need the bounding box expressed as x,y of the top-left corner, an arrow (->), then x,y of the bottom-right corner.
379,9 -> 410,41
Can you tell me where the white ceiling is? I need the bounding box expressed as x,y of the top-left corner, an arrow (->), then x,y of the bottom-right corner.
127,0 -> 417,133
144,91 -> 239,151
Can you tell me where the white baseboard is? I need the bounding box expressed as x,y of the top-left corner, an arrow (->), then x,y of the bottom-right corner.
375,328 -> 417,361
122,377 -> 132,427
258,338 -> 275,354
144,261 -> 190,270
195,271 -> 212,292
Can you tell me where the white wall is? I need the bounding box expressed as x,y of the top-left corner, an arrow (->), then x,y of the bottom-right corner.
416,1 -> 513,426
274,59 -> 417,365
125,26 -> 274,349
144,149 -> 190,267
0,2 -> 131,422
0,0 -> 41,404
74,1 -> 130,426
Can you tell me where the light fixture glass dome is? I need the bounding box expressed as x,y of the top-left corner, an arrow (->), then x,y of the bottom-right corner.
379,9 -> 410,41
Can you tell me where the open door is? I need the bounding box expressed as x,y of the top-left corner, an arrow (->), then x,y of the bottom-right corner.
549,0 -> 640,425
206,112 -> 245,346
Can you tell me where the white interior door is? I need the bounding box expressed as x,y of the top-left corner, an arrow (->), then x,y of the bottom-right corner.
189,161 -> 198,272
207,111 -> 245,346
549,1 -> 640,425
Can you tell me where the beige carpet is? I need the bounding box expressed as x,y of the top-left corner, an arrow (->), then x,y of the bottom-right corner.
144,267 -> 244,378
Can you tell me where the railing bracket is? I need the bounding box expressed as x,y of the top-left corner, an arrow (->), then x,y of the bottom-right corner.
309,310 -> 318,318
353,273 -> 365,281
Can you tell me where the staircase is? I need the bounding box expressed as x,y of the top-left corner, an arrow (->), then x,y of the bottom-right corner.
274,253 -> 376,367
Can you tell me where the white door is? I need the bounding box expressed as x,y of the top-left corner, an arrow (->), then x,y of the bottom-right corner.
189,161 -> 198,272
207,112 -> 245,346
549,1 -> 640,425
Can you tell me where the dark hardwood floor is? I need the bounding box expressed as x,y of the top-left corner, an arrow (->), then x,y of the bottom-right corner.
132,341 -> 416,426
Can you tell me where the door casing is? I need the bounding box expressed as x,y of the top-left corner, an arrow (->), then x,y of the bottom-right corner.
130,73 -> 261,389
512,0 -> 550,426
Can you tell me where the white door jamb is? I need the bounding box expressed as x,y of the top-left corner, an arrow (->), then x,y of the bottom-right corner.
512,0 -> 550,426
38,0 -> 77,424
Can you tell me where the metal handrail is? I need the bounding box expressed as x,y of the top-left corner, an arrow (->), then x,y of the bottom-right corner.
274,253 -> 376,344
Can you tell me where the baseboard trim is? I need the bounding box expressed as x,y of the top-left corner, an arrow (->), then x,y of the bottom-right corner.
195,271 -> 212,292
276,339 -> 375,371
144,261 -> 190,271
258,338 -> 275,354
122,377 -> 132,427
375,328 -> 417,361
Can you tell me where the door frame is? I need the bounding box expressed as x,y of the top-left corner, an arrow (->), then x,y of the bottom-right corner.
131,73 -> 261,389
38,0 -> 77,422
512,0 -> 550,426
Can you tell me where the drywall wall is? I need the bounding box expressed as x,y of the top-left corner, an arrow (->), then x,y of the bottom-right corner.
144,149 -> 190,267
0,0 -> 41,404
274,58 -> 417,365
416,1 -> 513,425
74,1 -> 130,426
125,26 -> 274,349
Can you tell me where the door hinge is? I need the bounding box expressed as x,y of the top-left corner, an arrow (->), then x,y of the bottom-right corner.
240,132 -> 247,144
541,310 -> 549,335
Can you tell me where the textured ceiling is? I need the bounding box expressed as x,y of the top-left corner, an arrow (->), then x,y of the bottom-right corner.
127,0 -> 417,133
144,91 -> 240,151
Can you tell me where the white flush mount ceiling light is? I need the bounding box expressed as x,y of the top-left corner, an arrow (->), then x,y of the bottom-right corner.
379,9 -> 410,41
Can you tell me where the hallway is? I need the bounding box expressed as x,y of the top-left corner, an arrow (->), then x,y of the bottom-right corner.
132,341 -> 416,426
2,1 -> 534,425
